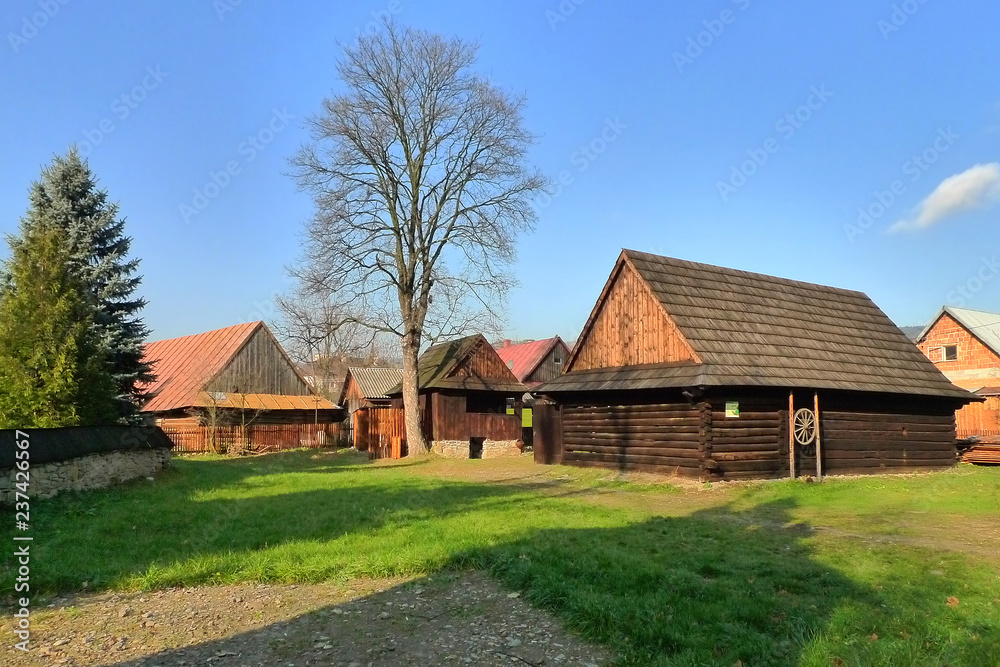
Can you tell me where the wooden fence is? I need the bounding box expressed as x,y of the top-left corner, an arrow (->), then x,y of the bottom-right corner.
161,422 -> 348,454
353,407 -> 407,459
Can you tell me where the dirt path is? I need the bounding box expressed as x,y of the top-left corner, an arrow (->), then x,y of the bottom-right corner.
2,572 -> 607,667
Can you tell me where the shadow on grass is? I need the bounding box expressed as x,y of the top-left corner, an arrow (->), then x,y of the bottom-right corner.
92,498 -> 999,666
8,452 -> 999,665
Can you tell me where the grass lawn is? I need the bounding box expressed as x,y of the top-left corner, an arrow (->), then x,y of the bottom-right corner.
3,449 -> 999,666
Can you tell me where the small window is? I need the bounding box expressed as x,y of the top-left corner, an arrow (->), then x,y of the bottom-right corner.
944,345 -> 958,361
553,353 -> 563,365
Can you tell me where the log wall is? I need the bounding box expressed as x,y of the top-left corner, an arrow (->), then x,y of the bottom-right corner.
560,402 -> 703,477
820,410 -> 957,474
538,391 -> 959,480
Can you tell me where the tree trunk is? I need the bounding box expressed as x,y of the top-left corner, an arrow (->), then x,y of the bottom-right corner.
401,333 -> 429,455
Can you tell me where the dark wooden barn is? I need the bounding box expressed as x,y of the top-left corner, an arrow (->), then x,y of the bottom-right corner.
533,250 -> 979,481
388,334 -> 527,459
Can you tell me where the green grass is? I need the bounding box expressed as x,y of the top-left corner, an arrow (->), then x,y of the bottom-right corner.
4,449 -> 1000,666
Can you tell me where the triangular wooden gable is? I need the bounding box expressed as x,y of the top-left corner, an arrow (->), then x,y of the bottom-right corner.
449,335 -> 522,384
212,324 -> 313,396
567,253 -> 701,372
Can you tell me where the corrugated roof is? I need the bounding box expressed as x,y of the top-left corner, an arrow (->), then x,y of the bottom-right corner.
495,337 -> 567,385
198,392 -> 338,411
388,334 -> 526,394
541,250 -> 976,401
347,367 -> 403,399
141,322 -> 263,413
917,306 -> 1000,357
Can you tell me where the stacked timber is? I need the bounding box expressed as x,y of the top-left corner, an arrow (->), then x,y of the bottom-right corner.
821,411 -> 956,474
962,441 -> 1000,465
561,403 -> 702,477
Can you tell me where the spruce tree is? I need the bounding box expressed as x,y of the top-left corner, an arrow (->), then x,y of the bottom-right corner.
0,222 -> 118,428
15,149 -> 154,420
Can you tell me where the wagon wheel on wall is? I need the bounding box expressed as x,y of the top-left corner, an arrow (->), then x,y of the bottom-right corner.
793,407 -> 817,457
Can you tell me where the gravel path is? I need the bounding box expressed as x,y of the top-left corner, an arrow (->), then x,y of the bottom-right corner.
2,572 -> 608,666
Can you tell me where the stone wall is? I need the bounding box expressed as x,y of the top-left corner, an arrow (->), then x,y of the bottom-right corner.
432,439 -> 522,459
0,447 -> 171,504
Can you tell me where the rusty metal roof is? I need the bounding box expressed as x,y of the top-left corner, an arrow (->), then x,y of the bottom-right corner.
197,392 -> 338,411
495,337 -> 568,385
141,322 -> 264,413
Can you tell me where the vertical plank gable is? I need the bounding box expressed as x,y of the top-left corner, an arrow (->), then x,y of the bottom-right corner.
450,338 -> 521,383
571,262 -> 699,371
212,327 -> 312,395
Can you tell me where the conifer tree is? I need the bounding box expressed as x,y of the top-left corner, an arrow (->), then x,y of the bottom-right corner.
15,149 -> 154,419
0,221 -> 118,428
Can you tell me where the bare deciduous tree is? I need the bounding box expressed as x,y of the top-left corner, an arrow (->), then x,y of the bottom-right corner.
290,23 -> 545,454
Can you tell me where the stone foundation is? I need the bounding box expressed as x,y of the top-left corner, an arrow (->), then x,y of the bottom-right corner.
432,439 -> 522,459
0,448 -> 171,504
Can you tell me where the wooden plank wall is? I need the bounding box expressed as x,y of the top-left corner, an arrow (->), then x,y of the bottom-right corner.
560,403 -> 703,477
525,343 -> 569,385
213,328 -> 311,396
821,410 -> 956,473
431,392 -> 521,441
571,264 -> 697,371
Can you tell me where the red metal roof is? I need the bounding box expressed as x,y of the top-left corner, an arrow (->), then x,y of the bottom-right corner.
495,337 -> 567,386
141,322 -> 263,413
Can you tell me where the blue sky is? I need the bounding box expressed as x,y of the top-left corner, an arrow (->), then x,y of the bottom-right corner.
2,0 -> 999,344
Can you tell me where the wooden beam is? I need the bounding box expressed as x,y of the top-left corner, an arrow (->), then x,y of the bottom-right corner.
788,391 -> 796,479
814,391 -> 823,482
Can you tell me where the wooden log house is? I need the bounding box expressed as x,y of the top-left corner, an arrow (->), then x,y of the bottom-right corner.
387,334 -> 527,459
533,251 -> 979,480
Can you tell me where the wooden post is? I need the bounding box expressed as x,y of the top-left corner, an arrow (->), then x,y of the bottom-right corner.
788,391 -> 796,479
814,391 -> 822,482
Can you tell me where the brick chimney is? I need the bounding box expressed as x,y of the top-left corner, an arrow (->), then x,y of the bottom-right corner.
502,339 -> 511,348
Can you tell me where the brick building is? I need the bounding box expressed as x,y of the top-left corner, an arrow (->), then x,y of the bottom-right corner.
916,306 -> 1000,438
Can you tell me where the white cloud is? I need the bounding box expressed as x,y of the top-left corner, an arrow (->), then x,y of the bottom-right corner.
890,163 -> 1000,233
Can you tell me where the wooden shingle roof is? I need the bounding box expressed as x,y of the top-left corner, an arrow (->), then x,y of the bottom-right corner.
542,250 -> 976,401
387,334 -> 526,394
